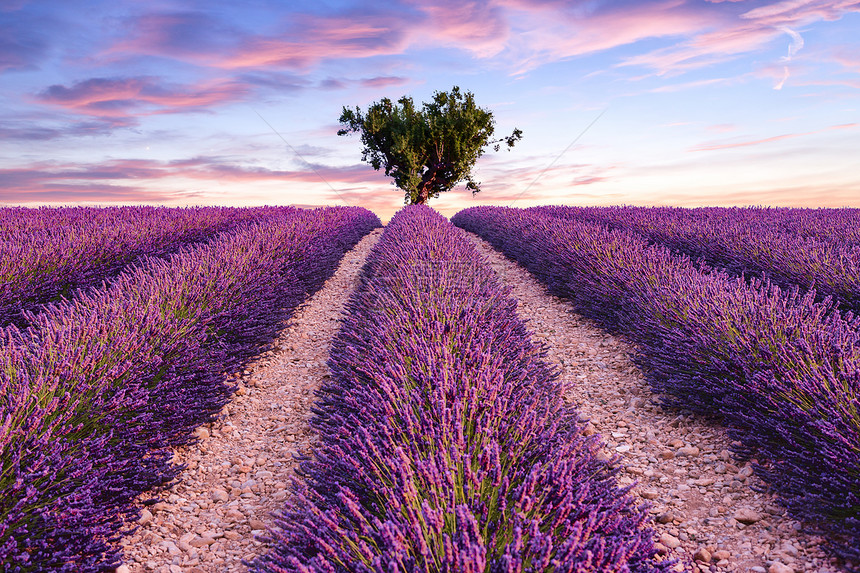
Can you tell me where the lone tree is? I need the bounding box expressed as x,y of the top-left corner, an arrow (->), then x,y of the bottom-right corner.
337,86 -> 522,205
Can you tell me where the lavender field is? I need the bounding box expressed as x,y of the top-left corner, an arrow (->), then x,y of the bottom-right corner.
2,204 -> 859,572
453,205 -> 860,570
253,205 -> 671,572
0,206 -> 381,571
0,206 -> 260,328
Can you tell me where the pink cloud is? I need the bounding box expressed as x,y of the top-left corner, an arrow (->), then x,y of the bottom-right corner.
213,14 -> 411,71
655,182 -> 860,208
615,0 -> 858,77
692,132 -> 808,151
618,22 -> 777,76
106,4 -> 508,73
426,0 -> 856,81
832,50 -> 860,73
410,0 -> 510,58
740,0 -> 815,21
0,184 -> 175,203
468,157 -> 615,204
497,0 -> 716,75
35,77 -> 249,119
148,157 -> 390,188
796,78 -> 860,89
89,1 -> 860,84
0,163 -> 195,203
316,75 -> 410,90
108,11 -> 239,61
6,154 -> 606,212
0,156 -> 406,212
690,122 -> 857,151
0,157 -> 393,201
359,76 -> 411,88
707,123 -> 738,133
649,76 -> 738,92
739,0 -> 860,24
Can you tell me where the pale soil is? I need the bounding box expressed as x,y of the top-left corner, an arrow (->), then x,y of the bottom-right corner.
116,226 -> 845,573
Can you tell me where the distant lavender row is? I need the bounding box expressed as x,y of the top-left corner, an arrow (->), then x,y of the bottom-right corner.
0,206 -> 381,572
453,206 -> 860,569
255,205 -> 672,573
534,205 -> 860,315
537,205 -> 860,248
0,205 -> 270,328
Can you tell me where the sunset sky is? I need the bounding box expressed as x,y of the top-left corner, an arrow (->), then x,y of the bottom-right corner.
2,0 -> 858,221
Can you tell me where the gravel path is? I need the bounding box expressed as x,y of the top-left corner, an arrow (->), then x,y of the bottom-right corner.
118,228 -> 384,573
117,225 -> 844,573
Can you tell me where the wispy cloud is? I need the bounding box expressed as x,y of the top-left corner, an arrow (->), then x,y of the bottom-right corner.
832,50 -> 860,74
0,162 -> 194,203
737,0 -> 859,23
0,157 -> 392,199
469,157 -> 614,205
105,3 -> 509,72
649,76 -> 737,93
773,26 -> 804,89
411,0 -> 510,58
318,75 -> 411,91
0,184 -> 174,203
215,14 -> 413,71
653,181 -> 860,208
106,11 -> 243,63
617,0 -> 857,77
94,0 -> 860,82
501,0 -> 716,75
690,122 -> 857,151
707,124 -> 738,133
360,76 -> 411,88
34,76 -> 250,123
0,119 -> 123,140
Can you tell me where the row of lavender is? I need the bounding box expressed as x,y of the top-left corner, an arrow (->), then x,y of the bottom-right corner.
560,205 -> 860,245
0,206 -> 271,328
535,206 -> 860,315
254,205 -> 673,573
0,206 -> 381,572
452,206 -> 860,569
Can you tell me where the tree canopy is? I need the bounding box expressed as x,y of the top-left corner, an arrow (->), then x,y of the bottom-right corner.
337,86 -> 522,205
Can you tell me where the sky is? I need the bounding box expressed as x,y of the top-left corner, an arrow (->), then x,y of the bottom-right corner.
1,0 -> 859,221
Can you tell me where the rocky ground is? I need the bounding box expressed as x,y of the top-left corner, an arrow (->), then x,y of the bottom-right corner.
117,226 -> 846,573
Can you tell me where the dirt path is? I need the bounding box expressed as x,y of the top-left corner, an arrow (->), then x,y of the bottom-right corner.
118,228 -> 383,573
464,231 -> 843,573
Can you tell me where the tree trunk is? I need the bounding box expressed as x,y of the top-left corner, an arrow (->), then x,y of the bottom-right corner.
416,186 -> 429,204
415,162 -> 442,205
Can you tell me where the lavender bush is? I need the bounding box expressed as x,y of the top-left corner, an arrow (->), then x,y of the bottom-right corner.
0,206 -> 381,572
254,205 -> 673,573
453,206 -> 860,570
0,205 -> 276,328
533,205 -> 860,316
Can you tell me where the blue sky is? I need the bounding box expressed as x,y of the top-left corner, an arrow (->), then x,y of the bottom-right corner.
1,0 -> 858,220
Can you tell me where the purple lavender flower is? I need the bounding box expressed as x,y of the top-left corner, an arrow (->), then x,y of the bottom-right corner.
453,206 -> 860,570
255,205 -> 672,573
0,206 -> 380,572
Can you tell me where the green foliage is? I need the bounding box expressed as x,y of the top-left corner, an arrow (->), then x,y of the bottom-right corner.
338,86 -> 522,204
